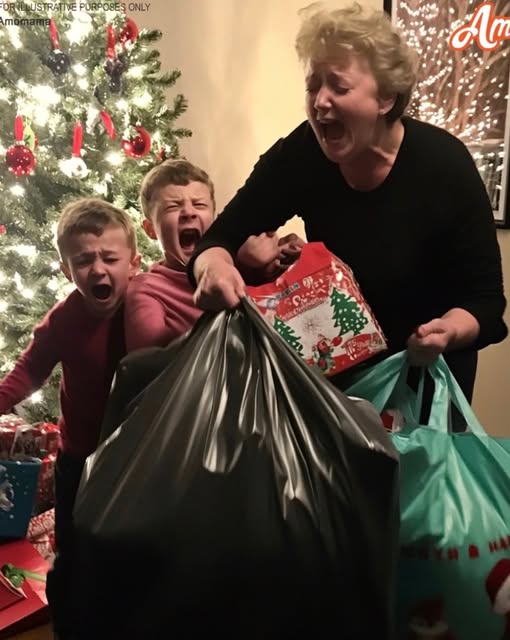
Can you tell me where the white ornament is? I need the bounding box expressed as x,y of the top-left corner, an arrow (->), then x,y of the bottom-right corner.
86,107 -> 101,135
60,157 -> 89,179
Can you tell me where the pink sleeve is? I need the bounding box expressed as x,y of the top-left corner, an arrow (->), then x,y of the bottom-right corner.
0,312 -> 60,414
124,281 -> 172,352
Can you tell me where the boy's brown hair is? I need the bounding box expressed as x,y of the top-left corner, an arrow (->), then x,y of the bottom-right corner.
56,197 -> 138,262
140,159 -> 216,220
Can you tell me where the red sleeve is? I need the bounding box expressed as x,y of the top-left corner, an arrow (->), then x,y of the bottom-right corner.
0,309 -> 61,414
124,279 -> 170,352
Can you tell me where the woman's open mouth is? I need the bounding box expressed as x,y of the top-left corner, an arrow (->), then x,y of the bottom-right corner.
319,121 -> 346,143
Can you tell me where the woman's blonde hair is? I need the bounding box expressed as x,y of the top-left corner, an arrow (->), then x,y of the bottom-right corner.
295,2 -> 417,121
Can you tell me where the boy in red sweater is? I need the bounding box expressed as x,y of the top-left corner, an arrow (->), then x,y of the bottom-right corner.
125,159 -> 303,351
0,198 -> 141,640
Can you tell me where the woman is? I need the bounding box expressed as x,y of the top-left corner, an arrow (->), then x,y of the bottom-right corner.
188,2 -> 507,400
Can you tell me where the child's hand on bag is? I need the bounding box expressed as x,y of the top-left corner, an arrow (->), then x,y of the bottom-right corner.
277,233 -> 305,267
236,232 -> 305,284
236,232 -> 280,269
261,234 -> 305,280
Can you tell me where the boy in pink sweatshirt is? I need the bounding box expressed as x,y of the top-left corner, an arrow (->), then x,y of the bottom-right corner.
125,160 -> 303,352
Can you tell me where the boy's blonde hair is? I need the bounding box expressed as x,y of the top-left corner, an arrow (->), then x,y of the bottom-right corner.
140,159 -> 216,220
295,2 -> 417,122
56,198 -> 137,262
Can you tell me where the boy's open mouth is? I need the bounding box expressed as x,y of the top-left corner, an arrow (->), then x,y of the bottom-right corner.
92,284 -> 112,300
179,228 -> 201,252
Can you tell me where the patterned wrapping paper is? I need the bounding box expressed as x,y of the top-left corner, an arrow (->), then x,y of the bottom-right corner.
247,242 -> 387,377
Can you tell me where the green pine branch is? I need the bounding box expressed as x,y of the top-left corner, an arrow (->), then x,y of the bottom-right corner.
0,8 -> 191,421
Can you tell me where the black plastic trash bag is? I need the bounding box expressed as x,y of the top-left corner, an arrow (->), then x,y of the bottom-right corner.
74,298 -> 399,639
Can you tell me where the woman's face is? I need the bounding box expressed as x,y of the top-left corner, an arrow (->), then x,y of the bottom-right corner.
305,53 -> 393,165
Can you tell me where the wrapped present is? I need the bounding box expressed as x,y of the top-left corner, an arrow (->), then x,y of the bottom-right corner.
34,454 -> 56,515
26,509 -> 54,541
0,416 -> 25,461
0,431 -> 16,463
0,540 -> 49,637
0,572 -> 25,612
0,460 -> 41,539
247,242 -> 386,377
10,424 -> 44,461
0,416 -> 25,431
37,422 -> 60,455
27,509 -> 55,565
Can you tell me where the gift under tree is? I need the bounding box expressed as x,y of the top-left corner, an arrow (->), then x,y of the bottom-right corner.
0,6 -> 191,422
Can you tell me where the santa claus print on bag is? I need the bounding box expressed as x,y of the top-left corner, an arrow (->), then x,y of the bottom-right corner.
407,597 -> 455,639
486,559 -> 510,639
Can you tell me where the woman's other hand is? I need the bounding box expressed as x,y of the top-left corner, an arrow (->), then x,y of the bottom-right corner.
407,319 -> 456,365
407,308 -> 479,366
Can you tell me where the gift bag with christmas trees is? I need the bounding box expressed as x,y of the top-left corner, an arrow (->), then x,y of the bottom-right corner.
247,242 -> 386,376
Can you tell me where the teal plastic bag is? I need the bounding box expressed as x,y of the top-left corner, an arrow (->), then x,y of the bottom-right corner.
347,352 -> 510,639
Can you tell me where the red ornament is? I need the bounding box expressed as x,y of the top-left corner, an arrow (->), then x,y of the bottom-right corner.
121,126 -> 151,158
119,17 -> 139,46
6,115 -> 36,176
6,143 -> 36,176
0,225 -> 6,234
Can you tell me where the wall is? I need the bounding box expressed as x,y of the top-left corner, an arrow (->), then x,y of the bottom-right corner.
136,0 -> 306,212
136,0 -> 510,435
473,230 -> 510,435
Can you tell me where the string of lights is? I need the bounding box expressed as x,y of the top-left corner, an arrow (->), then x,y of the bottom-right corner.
396,0 -> 509,210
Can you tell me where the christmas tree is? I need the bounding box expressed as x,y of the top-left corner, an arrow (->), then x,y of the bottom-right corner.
330,289 -> 368,336
273,317 -> 304,355
0,6 -> 191,422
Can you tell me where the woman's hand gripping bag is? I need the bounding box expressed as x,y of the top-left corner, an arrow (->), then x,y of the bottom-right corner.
73,298 -> 399,640
346,352 -> 510,640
